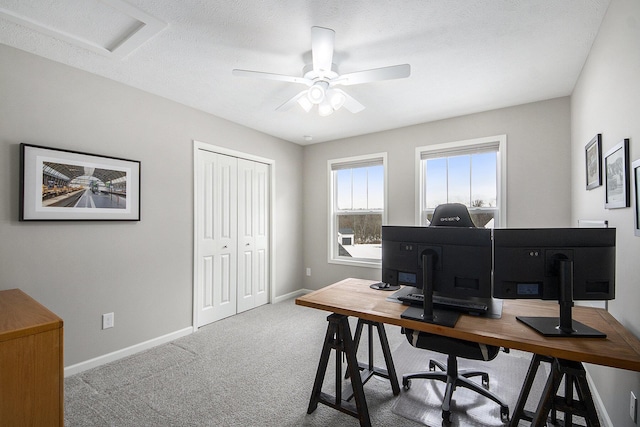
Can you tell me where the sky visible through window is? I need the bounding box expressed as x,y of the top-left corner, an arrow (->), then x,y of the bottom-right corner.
336,165 -> 384,210
424,152 -> 497,208
336,153 -> 496,211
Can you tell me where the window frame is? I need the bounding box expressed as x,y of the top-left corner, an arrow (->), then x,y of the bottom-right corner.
328,152 -> 388,268
414,135 -> 507,227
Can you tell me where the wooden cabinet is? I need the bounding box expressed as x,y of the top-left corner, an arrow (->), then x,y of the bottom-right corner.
0,289 -> 63,426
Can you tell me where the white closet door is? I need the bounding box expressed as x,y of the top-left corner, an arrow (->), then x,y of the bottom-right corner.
195,151 -> 237,326
237,159 -> 270,313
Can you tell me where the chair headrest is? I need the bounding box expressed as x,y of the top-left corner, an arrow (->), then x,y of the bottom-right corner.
429,203 -> 475,228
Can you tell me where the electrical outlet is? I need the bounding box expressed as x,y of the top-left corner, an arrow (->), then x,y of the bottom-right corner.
631,391 -> 637,423
102,312 -> 114,330
306,268 -> 311,276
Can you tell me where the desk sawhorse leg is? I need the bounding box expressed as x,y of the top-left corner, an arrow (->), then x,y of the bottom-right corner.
307,314 -> 399,427
510,354 -> 601,427
346,318 -> 401,398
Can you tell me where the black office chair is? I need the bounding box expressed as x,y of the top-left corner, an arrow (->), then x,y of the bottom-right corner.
402,203 -> 509,423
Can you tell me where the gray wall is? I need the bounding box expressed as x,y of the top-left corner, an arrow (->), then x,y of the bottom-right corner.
302,97 -> 572,290
0,44 -> 304,366
571,0 -> 640,425
2,1 -> 639,420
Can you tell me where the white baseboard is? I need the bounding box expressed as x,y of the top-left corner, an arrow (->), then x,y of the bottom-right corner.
65,290 -> 314,377
64,326 -> 194,377
273,288 -> 312,303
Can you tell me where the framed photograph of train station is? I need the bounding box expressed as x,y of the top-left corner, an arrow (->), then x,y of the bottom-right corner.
20,143 -> 141,221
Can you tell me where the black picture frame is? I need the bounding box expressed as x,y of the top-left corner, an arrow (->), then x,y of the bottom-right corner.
633,158 -> 640,237
20,143 -> 141,221
604,139 -> 630,209
585,134 -> 602,190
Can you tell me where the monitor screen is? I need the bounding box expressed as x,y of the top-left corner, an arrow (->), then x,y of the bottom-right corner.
382,226 -> 492,300
492,227 -> 616,337
492,228 -> 615,301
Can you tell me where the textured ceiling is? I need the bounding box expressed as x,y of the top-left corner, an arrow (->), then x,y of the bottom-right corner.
0,0 -> 610,145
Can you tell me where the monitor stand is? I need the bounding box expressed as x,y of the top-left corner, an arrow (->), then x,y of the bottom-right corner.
401,305 -> 460,328
369,282 -> 400,291
516,316 -> 605,338
516,259 -> 606,338
400,252 -> 460,328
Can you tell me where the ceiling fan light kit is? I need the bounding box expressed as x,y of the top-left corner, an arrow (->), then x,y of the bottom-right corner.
328,89 -> 346,110
297,95 -> 313,112
232,26 -> 411,117
307,81 -> 328,104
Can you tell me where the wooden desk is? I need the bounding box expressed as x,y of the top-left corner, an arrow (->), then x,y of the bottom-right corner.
296,278 -> 640,426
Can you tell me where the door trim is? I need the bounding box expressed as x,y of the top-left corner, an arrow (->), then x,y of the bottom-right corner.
193,140 -> 276,329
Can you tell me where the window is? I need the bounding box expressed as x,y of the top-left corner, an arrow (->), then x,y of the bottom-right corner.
329,153 -> 387,266
416,136 -> 506,228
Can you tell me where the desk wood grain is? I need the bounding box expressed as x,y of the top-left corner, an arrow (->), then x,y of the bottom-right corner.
296,278 -> 640,372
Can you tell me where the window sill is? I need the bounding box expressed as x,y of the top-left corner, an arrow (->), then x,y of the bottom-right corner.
328,258 -> 381,269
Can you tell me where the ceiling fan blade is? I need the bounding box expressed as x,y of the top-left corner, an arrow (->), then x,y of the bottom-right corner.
311,26 -> 335,73
333,64 -> 411,86
232,69 -> 312,86
276,90 -> 309,112
336,89 -> 365,113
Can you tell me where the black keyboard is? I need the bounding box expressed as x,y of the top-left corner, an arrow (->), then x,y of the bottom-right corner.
398,293 -> 489,314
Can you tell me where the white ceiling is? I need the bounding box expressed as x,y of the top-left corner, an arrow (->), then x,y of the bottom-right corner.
0,0 -> 610,145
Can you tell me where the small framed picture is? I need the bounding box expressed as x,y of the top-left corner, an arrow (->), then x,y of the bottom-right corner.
633,158 -> 640,236
585,134 -> 602,190
604,139 -> 630,209
20,143 -> 141,221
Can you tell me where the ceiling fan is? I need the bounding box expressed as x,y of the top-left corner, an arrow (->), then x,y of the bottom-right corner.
232,26 -> 411,116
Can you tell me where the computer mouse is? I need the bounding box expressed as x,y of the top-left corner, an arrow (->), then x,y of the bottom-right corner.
370,282 -> 398,290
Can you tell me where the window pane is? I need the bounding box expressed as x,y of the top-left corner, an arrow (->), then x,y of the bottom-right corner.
448,155 -> 470,205
352,167 -> 368,209
420,139 -> 501,227
471,152 -> 497,207
337,213 -> 382,259
336,165 -> 384,211
336,169 -> 352,210
469,209 -> 496,228
367,165 -> 384,209
425,158 -> 447,208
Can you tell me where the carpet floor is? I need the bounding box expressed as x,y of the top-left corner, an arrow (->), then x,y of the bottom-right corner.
64,297 -> 572,426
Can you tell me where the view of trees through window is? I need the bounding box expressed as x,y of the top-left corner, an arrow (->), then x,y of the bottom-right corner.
338,214 -> 382,244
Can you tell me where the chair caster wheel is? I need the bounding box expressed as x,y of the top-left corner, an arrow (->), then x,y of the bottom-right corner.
500,405 -> 510,422
402,378 -> 411,390
442,410 -> 452,422
482,373 -> 489,388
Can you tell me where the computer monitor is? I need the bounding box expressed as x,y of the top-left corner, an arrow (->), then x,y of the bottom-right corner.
492,228 -> 616,337
382,226 -> 492,297
381,226 -> 492,326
